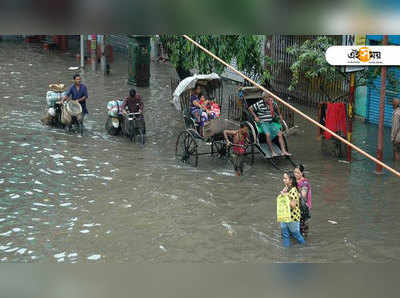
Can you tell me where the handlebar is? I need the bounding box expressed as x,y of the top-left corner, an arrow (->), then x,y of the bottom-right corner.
213,140 -> 248,148
125,112 -> 143,120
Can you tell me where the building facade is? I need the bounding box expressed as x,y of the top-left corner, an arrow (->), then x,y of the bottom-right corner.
360,35 -> 400,127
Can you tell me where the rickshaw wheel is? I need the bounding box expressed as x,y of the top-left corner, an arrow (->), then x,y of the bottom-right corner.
283,134 -> 289,152
128,119 -> 136,143
105,117 -> 119,136
210,138 -> 227,159
175,130 -> 198,167
77,116 -> 84,136
249,142 -> 255,165
184,116 -> 195,130
79,121 -> 84,136
137,128 -> 145,145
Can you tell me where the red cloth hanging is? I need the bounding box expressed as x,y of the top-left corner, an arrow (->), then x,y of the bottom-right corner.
324,103 -> 347,140
336,102 -> 347,137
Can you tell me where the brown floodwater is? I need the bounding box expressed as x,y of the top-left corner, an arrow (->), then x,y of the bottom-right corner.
1,41 -> 400,262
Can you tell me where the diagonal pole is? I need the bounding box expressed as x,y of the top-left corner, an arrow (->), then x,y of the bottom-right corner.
182,34 -> 400,178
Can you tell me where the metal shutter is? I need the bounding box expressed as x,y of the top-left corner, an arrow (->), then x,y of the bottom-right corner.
367,67 -> 398,127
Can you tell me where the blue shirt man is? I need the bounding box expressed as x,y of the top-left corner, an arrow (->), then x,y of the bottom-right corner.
64,74 -> 88,115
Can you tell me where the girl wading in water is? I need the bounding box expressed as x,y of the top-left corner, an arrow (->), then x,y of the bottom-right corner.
277,172 -> 305,248
294,165 -> 312,238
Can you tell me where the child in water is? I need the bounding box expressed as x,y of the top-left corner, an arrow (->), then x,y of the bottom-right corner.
224,124 -> 249,176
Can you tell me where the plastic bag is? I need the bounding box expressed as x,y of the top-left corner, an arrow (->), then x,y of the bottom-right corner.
300,197 -> 311,220
48,84 -> 66,92
61,107 -> 72,125
107,100 -> 123,117
277,194 -> 291,223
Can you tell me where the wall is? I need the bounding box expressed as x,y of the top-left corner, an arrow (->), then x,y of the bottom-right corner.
107,34 -> 130,56
355,86 -> 368,118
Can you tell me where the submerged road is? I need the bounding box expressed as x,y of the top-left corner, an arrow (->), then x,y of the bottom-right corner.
1,42 -> 400,262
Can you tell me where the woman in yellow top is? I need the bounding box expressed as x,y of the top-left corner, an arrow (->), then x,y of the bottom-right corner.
279,172 -> 305,248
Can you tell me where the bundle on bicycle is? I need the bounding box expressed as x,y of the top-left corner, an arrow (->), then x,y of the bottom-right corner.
40,83 -> 84,135
105,89 -> 146,145
231,87 -> 298,169
172,74 -> 256,173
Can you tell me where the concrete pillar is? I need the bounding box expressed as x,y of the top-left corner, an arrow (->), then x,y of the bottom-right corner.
80,35 -> 85,68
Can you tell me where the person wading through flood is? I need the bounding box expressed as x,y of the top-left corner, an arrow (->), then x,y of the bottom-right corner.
249,92 -> 291,157
62,74 -> 89,121
391,98 -> 400,162
224,124 -> 249,176
121,89 -> 144,116
294,165 -> 312,238
278,172 -> 305,248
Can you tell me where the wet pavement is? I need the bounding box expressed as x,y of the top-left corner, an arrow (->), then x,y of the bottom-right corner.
1,41 -> 400,262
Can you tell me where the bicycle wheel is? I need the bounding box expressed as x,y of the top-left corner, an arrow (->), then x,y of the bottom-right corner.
129,120 -> 136,142
175,130 -> 198,167
137,128 -> 145,145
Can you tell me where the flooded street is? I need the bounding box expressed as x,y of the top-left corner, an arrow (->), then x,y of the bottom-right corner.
1,41 -> 400,263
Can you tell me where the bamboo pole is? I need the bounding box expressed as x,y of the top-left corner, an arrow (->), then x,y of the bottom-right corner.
376,35 -> 389,174
182,34 -> 400,178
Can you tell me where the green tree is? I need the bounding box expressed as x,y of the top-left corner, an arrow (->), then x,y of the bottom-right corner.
286,36 -> 399,102
159,35 -> 272,84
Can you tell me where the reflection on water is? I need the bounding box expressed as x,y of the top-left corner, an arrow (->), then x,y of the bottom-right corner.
1,42 -> 400,262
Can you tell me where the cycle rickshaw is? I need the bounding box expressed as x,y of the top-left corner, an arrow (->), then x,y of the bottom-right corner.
230,86 -> 297,169
173,74 -> 256,169
105,100 -> 146,145
42,84 -> 84,136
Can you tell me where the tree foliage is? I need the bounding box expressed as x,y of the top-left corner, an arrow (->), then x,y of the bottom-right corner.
286,36 -> 400,101
286,36 -> 368,101
159,35 -> 272,83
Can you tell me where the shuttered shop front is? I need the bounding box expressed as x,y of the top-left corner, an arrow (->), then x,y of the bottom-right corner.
367,67 -> 399,127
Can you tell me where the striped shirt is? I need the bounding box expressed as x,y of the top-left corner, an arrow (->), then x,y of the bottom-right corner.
251,99 -> 278,123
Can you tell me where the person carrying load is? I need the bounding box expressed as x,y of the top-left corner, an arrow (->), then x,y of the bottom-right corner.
61,74 -> 88,121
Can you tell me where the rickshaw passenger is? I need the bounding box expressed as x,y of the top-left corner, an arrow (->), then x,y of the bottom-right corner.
190,85 -> 213,127
199,95 -> 217,120
210,100 -> 220,118
249,92 -> 291,157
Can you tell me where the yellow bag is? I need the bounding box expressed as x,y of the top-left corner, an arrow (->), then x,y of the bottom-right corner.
277,194 -> 291,223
